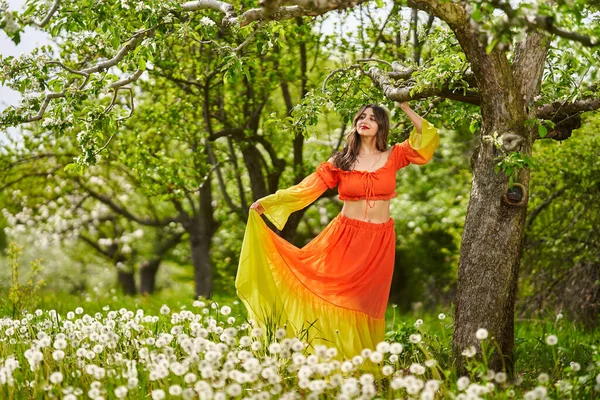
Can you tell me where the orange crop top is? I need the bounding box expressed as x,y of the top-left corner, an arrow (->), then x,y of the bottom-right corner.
258,119 -> 439,228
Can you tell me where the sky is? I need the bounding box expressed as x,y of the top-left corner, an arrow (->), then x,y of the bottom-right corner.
1,0 -> 54,111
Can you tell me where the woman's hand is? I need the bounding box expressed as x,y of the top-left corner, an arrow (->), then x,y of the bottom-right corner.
396,101 -> 423,133
398,101 -> 410,111
250,201 -> 265,215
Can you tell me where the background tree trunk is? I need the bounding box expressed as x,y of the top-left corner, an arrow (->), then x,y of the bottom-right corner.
117,270 -> 137,295
190,229 -> 213,299
140,260 -> 160,295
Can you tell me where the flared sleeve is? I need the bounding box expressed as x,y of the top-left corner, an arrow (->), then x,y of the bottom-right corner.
257,162 -> 339,230
393,118 -> 440,170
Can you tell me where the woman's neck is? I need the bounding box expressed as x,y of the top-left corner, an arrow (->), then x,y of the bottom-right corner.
358,137 -> 378,155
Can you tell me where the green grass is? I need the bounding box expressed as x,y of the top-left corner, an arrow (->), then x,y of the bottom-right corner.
0,288 -> 598,399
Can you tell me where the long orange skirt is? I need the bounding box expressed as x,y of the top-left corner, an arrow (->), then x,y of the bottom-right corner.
235,210 -> 395,373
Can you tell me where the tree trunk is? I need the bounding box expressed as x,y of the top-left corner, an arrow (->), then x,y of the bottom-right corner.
447,23 -> 548,375
190,228 -> 213,299
452,125 -> 532,375
190,145 -> 217,300
140,260 -> 160,295
117,270 -> 137,295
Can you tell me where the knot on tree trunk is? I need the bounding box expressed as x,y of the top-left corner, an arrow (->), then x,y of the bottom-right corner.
502,132 -> 524,152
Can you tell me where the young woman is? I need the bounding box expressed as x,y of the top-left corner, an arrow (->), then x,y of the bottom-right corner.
235,102 -> 439,373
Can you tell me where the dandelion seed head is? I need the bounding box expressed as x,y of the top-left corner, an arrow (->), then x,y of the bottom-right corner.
160,305 -> 170,315
409,363 -> 426,375
457,376 -> 470,391
545,335 -> 558,345
376,341 -> 390,354
495,372 -> 507,383
475,328 -> 488,340
49,371 -> 63,384
569,361 -> 581,372
368,351 -> 383,364
409,334 -> 422,344
390,342 -> 403,354
461,345 -> 476,358
382,365 -> 394,376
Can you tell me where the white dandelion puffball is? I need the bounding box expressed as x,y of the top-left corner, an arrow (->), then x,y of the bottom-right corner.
457,376 -> 470,391
414,319 -> 423,327
368,351 -> 383,364
49,371 -> 63,384
389,342 -> 403,354
151,389 -> 166,400
495,372 -> 507,383
382,365 -> 394,376
220,306 -> 231,316
425,380 -> 440,392
115,386 -> 128,399
545,335 -> 558,345
169,385 -> 183,396
461,346 -> 476,358
409,363 -> 426,375
409,334 -> 422,344
537,373 -> 549,383
438,313 -> 446,320
160,305 -> 170,315
569,361 -> 581,372
476,328 -> 488,340
376,341 -> 390,354
275,328 -> 286,340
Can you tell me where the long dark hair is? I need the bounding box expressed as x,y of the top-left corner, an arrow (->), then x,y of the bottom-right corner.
331,104 -> 391,171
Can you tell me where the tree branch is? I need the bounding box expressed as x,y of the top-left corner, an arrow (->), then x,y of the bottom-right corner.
536,97 -> 600,121
489,0 -> 600,47
30,0 -> 61,27
365,66 -> 481,106
76,178 -> 179,227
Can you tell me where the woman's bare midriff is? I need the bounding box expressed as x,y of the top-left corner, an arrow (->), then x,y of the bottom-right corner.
341,199 -> 391,224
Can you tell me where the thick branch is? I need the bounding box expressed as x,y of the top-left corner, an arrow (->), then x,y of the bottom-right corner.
512,31 -> 550,105
365,66 -> 481,106
536,98 -> 600,120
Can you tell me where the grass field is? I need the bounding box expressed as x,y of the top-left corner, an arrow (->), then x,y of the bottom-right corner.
0,288 -> 598,399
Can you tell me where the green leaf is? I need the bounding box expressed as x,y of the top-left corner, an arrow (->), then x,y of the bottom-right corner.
111,35 -> 120,49
469,119 -> 478,133
138,58 -> 147,71
538,124 -> 548,138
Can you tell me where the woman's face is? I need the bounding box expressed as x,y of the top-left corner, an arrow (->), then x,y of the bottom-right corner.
355,107 -> 379,138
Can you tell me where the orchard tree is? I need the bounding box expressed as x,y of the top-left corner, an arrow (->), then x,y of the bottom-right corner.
0,134 -> 185,294
2,0 -> 600,373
